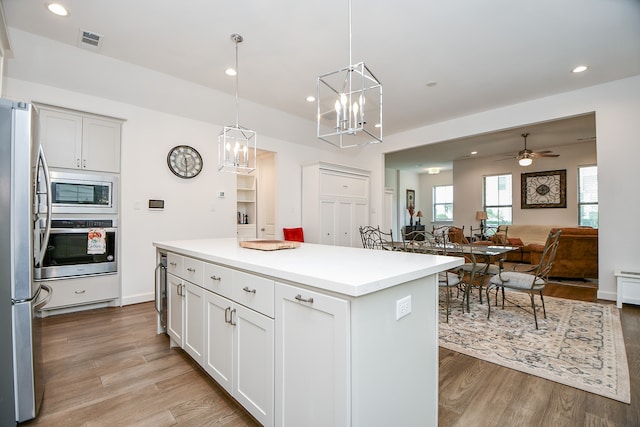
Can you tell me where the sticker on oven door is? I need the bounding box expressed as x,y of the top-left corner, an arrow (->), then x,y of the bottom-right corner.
87,228 -> 107,255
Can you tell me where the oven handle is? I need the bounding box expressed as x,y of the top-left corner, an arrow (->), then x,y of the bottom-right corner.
48,227 -> 118,234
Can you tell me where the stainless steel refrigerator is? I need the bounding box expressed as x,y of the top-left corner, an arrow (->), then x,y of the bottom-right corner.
0,99 -> 52,424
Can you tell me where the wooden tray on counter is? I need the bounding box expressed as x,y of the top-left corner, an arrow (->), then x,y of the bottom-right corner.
239,240 -> 300,251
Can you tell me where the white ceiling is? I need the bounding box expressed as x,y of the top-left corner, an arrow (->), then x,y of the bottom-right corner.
1,0 -> 639,169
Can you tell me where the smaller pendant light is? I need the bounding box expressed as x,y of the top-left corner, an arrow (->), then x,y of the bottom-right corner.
218,33 -> 257,174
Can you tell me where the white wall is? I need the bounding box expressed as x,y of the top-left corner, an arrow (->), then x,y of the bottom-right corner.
364,75 -> 640,301
453,140 -> 596,228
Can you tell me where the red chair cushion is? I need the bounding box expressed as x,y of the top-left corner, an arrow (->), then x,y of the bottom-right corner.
283,227 -> 304,242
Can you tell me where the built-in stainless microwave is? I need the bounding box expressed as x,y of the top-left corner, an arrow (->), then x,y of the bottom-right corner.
47,170 -> 118,214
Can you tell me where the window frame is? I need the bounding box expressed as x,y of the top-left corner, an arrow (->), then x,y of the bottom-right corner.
578,165 -> 598,228
483,173 -> 513,226
432,184 -> 454,223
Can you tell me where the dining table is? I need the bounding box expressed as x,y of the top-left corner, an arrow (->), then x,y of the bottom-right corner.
394,241 -> 518,312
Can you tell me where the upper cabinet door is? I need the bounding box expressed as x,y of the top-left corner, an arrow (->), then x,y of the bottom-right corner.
38,108 -> 83,170
37,105 -> 122,173
82,117 -> 121,173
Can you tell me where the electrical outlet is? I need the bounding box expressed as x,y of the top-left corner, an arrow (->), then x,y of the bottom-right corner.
396,295 -> 412,320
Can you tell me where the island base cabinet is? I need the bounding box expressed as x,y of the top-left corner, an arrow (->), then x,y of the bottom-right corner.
205,291 -> 274,427
167,273 -> 184,348
184,282 -> 205,364
275,282 -> 350,427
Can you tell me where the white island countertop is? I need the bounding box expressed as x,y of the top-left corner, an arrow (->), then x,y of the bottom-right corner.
154,238 -> 463,297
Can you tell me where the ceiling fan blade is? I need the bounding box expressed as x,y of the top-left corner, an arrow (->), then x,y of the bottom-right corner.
531,153 -> 560,158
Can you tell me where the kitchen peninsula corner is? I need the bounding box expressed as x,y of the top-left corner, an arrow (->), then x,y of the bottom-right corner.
153,238 -> 462,427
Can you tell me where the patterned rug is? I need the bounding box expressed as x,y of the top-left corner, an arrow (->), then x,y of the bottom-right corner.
438,290 -> 631,403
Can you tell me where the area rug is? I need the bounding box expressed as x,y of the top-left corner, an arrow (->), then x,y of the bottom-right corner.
438,291 -> 631,403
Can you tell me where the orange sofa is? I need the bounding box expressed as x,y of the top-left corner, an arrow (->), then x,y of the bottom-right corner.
529,227 -> 598,279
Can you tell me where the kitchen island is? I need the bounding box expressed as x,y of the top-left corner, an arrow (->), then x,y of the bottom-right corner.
153,238 -> 462,427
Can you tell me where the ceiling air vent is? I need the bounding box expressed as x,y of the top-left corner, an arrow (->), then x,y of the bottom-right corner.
78,29 -> 103,50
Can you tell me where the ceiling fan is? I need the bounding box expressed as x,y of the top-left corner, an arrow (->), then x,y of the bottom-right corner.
513,133 -> 559,166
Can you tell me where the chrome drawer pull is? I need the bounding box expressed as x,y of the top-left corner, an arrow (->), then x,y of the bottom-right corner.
225,306 -> 231,323
295,294 -> 314,304
210,275 -> 222,281
186,267 -> 196,272
242,286 -> 256,294
75,290 -> 86,294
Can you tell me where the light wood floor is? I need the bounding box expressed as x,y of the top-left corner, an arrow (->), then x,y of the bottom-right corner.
21,285 -> 640,426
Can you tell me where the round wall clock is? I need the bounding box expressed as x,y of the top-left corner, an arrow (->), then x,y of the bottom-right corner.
167,145 -> 203,179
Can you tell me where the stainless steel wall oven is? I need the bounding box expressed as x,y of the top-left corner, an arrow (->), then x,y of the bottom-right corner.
34,218 -> 117,280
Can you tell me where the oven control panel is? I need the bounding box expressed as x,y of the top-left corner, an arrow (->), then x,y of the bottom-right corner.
50,219 -> 115,228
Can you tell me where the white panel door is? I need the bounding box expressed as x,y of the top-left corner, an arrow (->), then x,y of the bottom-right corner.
167,273 -> 184,348
234,304 -> 274,427
82,116 -> 121,172
320,200 -> 336,245
184,282 -> 205,364
275,282 -> 350,427
204,291 -> 234,394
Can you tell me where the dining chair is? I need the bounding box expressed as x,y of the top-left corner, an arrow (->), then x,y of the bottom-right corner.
283,227 -> 304,242
359,225 -> 395,251
485,229 -> 562,329
401,229 -> 429,253
424,235 -> 464,323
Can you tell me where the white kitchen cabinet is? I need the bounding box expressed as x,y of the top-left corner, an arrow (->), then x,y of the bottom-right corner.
275,282 -> 350,427
319,199 -> 368,247
36,105 -> 123,173
167,273 -> 184,348
40,273 -> 119,312
157,240 -> 452,427
184,282 -> 205,364
302,162 -> 370,247
204,285 -> 274,427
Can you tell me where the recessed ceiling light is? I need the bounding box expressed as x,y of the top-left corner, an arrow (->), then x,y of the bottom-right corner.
374,123 -> 382,128
425,81 -> 438,87
47,3 -> 68,16
471,151 -> 478,155
572,65 -> 588,73
225,68 -> 237,76
306,96 -> 315,102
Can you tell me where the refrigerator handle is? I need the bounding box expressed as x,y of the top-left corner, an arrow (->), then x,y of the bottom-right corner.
33,284 -> 53,312
34,145 -> 52,268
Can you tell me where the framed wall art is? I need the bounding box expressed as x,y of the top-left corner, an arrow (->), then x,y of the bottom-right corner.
521,169 -> 567,209
406,189 -> 415,208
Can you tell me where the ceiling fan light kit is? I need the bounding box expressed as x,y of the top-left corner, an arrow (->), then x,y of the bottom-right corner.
515,132 -> 559,167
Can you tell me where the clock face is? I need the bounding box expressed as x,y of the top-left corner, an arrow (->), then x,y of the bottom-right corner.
167,145 -> 203,179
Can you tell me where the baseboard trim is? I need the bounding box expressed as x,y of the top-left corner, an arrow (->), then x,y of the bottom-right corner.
597,289 -> 616,302
122,292 -> 155,306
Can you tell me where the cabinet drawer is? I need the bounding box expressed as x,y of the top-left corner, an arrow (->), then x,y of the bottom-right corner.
183,257 -> 203,286
167,253 -> 183,276
202,262 -> 234,298
320,171 -> 368,199
44,276 -> 119,309
232,271 -> 274,318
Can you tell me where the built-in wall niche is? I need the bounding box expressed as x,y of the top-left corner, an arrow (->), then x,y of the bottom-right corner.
237,174 -> 256,239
